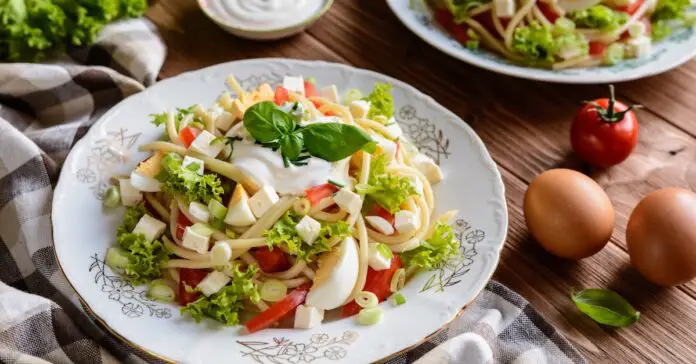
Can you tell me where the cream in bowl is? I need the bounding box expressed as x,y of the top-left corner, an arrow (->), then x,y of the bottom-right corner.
199,0 -> 333,40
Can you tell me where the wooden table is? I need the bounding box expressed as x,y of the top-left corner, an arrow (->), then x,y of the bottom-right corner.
148,1 -> 696,362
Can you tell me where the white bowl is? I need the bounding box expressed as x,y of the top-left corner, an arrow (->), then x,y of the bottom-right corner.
198,0 -> 333,40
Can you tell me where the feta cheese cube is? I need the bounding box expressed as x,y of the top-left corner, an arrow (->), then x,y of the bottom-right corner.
349,100 -> 371,119
626,36 -> 652,58
216,111 -> 236,131
132,214 -> 166,241
373,134 -> 398,163
118,178 -> 143,206
182,156 -> 204,175
333,188 -> 363,215
129,171 -> 162,192
411,153 -> 444,184
283,76 -> 305,96
367,243 -> 392,271
627,21 -> 647,38
318,85 -> 339,103
494,0 -> 516,17
189,130 -> 225,158
558,44 -> 585,60
394,210 -> 421,235
295,215 -> 322,245
189,201 -> 210,222
211,241 -> 233,266
182,226 -> 210,254
196,271 -> 230,296
386,118 -> 404,139
365,216 -> 395,235
294,305 -> 324,329
248,185 -> 280,218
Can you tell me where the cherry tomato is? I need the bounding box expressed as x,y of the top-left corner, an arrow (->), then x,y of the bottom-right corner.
253,247 -> 292,273
571,85 -> 640,168
179,127 -> 200,148
342,256 -> 402,317
179,268 -> 208,306
305,183 -> 339,206
304,80 -> 318,98
245,283 -> 311,333
617,0 -> 644,15
175,213 -> 193,240
274,86 -> 289,106
589,41 -> 608,56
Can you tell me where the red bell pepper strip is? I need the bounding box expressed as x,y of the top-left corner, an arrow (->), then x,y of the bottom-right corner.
179,268 -> 209,306
175,213 -> 193,240
179,127 -> 200,148
342,255 -> 402,317
253,246 -> 292,273
245,283 -> 311,333
274,86 -> 290,106
305,183 -> 339,206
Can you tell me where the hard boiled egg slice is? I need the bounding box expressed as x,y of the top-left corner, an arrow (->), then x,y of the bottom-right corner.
306,237 -> 359,310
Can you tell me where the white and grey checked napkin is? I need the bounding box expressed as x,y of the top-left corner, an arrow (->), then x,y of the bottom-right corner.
0,18 -> 585,364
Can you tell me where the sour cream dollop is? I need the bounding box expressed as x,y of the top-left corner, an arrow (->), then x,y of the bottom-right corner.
213,0 -> 325,30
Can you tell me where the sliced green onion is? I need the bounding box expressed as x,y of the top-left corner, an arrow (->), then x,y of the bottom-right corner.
306,76 -> 317,84
293,198 -> 311,215
147,279 -> 176,302
328,179 -> 345,188
191,223 -> 214,237
553,18 -> 576,36
343,88 -> 363,105
355,183 -> 373,194
391,293 -> 406,306
465,40 -> 480,50
208,199 -> 228,220
260,279 -> 288,302
390,268 -> 406,293
225,228 -> 237,239
602,43 -> 625,65
105,247 -> 129,271
357,307 -> 383,325
376,243 -> 393,260
102,186 -> 121,208
210,217 -> 226,231
355,291 -> 379,308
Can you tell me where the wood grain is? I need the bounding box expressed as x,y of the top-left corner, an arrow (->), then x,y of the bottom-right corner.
147,1 -> 696,362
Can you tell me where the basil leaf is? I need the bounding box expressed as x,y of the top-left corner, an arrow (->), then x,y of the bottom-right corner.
302,123 -> 375,162
280,134 -> 303,167
272,107 -> 296,135
243,101 -> 285,143
571,288 -> 639,327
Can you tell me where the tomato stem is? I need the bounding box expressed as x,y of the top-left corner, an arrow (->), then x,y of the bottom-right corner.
585,85 -> 642,124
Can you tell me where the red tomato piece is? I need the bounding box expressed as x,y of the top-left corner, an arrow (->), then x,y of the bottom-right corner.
253,247 -> 292,273
323,111 -> 336,116
433,9 -> 456,32
176,212 -> 193,240
370,204 -> 395,225
342,256 -> 402,317
450,24 -> 471,44
179,127 -> 200,148
179,268 -> 209,306
245,283 -> 311,333
537,2 -> 560,24
274,86 -> 290,106
305,183 -> 339,206
589,41 -> 608,56
304,81 -> 318,98
570,85 -> 640,168
617,0 -> 644,14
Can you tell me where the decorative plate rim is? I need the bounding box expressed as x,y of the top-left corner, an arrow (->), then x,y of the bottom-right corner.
51,58 -> 508,363
386,0 -> 696,84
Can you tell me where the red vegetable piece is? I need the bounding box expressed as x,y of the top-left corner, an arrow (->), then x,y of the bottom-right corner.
178,268 -> 208,306
305,183 -> 339,206
253,246 -> 292,273
245,283 -> 311,333
342,255 -> 402,317
274,86 -> 290,106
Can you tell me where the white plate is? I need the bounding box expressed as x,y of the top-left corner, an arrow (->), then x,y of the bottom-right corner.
387,0 -> 696,84
52,59 -> 508,363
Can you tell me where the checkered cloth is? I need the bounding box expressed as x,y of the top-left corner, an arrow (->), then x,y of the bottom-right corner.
0,18 -> 585,364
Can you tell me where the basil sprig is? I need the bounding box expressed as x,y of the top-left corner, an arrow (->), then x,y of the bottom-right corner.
244,101 -> 376,167
571,288 -> 640,327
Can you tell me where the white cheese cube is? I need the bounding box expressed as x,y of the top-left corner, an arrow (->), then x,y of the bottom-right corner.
627,21 -> 647,38
189,201 -> 210,222
365,216 -> 395,235
129,171 -> 162,192
295,215 -> 322,245
294,305 -> 324,329
494,0 -> 516,18
318,85 -> 339,103
367,243 -> 392,271
211,241 -> 233,266
373,134 -> 398,163
182,226 -> 210,254
132,214 -> 166,241
196,271 -> 230,296
248,185 -> 279,218
626,36 -> 652,58
118,178 -> 143,206
333,188 -> 363,215
411,153 -> 444,184
225,199 -> 256,226
394,210 -> 421,235
557,44 -> 586,61
349,100 -> 371,119
216,110 -> 235,131
282,75 -> 305,96
188,130 -> 225,158
386,118 -> 404,139
182,156 -> 204,175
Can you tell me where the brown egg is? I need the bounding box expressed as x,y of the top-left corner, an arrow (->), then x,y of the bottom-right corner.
524,169 -> 615,260
627,188 -> 696,286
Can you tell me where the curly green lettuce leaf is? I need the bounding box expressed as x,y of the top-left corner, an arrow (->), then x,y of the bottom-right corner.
444,0 -> 490,23
512,22 -> 558,63
364,83 -> 395,120
400,221 -> 461,270
156,152 -> 224,204
149,105 -> 197,129
181,265 -> 260,326
569,5 -> 628,31
652,0 -> 690,21
116,232 -> 168,285
264,211 -> 351,262
651,20 -> 673,40
360,153 -> 417,213
116,204 -> 147,236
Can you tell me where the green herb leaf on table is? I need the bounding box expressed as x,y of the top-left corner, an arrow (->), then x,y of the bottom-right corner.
302,123 -> 376,162
571,288 -> 640,327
